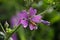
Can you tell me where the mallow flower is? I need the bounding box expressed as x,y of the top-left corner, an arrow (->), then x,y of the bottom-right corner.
11,7 -> 50,30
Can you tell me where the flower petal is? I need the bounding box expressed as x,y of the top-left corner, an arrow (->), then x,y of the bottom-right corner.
29,7 -> 37,16
29,24 -> 37,30
17,10 -> 28,20
21,20 -> 28,28
11,16 -> 20,27
31,15 -> 42,23
41,20 -> 50,25
12,33 -> 17,40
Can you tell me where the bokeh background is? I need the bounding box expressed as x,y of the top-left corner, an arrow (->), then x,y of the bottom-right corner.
0,0 -> 60,40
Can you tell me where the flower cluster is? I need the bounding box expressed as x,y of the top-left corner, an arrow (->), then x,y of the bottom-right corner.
11,7 -> 50,30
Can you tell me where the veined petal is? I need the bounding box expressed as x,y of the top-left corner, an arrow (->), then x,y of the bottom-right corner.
17,10 -> 28,20
21,20 -> 28,28
29,7 -> 37,16
29,24 -> 37,30
31,15 -> 42,23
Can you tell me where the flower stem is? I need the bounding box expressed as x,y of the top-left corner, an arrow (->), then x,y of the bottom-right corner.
30,30 -> 36,40
4,25 -> 20,40
0,23 -> 5,33
17,26 -> 26,40
39,5 -> 54,15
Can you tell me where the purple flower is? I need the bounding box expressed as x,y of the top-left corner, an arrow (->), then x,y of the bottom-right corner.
12,33 -> 17,40
11,7 -> 50,30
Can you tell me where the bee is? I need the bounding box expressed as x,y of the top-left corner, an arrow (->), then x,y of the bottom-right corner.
30,21 -> 36,26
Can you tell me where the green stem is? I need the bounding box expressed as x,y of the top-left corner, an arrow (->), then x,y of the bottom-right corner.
30,30 -> 36,40
4,25 -> 20,40
39,5 -> 54,15
17,26 -> 26,40
0,23 -> 5,33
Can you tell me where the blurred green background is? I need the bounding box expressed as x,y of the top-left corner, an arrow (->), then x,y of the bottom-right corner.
0,0 -> 60,40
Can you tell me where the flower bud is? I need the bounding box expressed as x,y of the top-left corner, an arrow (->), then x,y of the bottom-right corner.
4,21 -> 9,28
6,28 -> 12,34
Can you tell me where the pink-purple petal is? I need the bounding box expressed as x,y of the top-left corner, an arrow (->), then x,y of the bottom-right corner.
21,20 -> 28,28
29,24 -> 37,30
41,20 -> 50,25
11,16 -> 20,27
31,15 -> 42,23
17,10 -> 28,19
12,33 -> 17,40
29,7 -> 37,16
